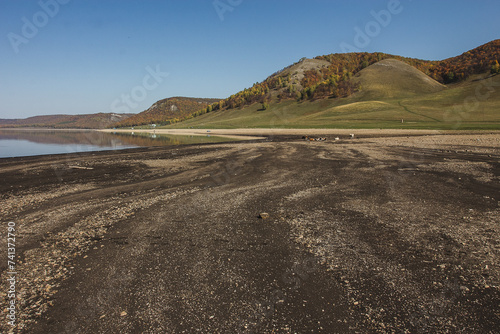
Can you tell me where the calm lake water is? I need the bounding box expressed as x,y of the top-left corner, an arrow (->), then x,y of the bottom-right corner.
0,130 -> 237,158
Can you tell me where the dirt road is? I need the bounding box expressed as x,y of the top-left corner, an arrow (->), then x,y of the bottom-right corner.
1,133 -> 499,333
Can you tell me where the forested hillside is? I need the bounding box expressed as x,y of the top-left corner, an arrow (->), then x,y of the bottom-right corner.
0,113 -> 132,129
112,97 -> 220,128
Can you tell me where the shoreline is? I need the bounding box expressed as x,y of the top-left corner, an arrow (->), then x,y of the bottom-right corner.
2,126 -> 500,135
1,128 -> 499,161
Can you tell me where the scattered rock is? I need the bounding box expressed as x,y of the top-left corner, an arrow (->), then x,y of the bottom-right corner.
302,135 -> 326,141
259,213 -> 270,219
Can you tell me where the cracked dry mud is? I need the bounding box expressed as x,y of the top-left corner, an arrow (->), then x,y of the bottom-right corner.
0,132 -> 499,333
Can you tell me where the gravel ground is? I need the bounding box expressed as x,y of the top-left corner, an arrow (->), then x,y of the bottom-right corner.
0,132 -> 499,333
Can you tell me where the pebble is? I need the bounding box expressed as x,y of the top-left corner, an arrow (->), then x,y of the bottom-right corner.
259,213 -> 270,219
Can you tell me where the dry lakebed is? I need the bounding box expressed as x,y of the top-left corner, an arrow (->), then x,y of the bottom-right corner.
1,130 -> 499,333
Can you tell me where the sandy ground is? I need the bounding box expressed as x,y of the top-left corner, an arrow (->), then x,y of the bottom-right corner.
101,128 -> 454,137
0,131 -> 499,333
101,127 -> 500,136
99,128 -> 268,140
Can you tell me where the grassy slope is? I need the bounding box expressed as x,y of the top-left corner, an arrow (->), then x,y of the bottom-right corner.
168,63 -> 500,130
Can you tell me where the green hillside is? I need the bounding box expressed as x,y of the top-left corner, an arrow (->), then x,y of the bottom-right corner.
158,39 -> 500,130
352,59 -> 445,99
167,63 -> 500,129
108,40 -> 500,130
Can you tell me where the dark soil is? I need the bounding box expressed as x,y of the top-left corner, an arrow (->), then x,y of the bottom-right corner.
0,133 -> 499,333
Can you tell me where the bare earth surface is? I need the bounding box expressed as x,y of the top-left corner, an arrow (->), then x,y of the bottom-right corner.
1,131 -> 499,333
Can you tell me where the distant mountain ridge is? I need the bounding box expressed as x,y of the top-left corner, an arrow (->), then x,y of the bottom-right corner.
112,97 -> 221,128
0,113 -> 133,129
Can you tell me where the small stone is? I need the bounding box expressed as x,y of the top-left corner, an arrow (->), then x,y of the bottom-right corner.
120,311 -> 127,317
259,213 -> 270,219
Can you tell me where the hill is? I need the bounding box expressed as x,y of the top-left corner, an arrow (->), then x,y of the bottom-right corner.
162,40 -> 500,129
352,59 -> 445,99
0,113 -> 133,129
112,97 -> 220,128
165,71 -> 500,130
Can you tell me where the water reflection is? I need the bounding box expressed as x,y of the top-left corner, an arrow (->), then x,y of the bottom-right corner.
0,129 -> 237,158
110,131 -> 235,146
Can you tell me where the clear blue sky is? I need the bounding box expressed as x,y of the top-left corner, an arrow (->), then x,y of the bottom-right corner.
0,0 -> 499,118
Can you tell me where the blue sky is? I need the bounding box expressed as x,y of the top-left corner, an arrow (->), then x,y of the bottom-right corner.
0,0 -> 499,118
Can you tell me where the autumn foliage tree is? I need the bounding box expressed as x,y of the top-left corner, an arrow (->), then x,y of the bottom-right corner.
492,60 -> 500,74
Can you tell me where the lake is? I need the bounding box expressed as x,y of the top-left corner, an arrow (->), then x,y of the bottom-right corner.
0,129 -> 239,158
